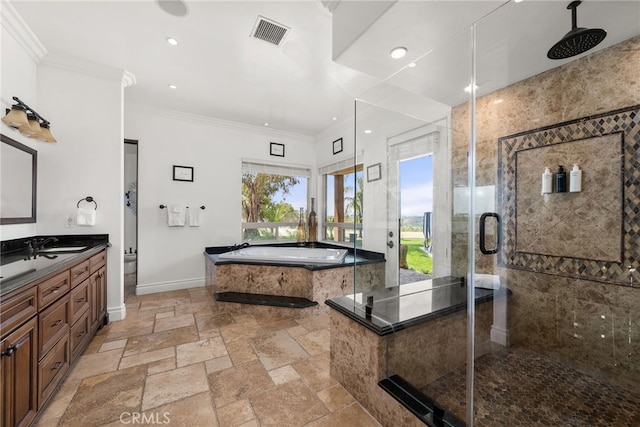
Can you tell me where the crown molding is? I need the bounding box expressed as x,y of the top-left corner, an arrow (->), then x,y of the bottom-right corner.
126,103 -> 315,143
122,71 -> 137,88
40,51 -> 132,84
1,1 -> 47,62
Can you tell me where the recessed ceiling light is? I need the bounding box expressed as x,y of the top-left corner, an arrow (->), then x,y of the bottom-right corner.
364,129 -> 372,134
464,84 -> 478,93
332,117 -> 338,121
390,47 -> 407,59
264,122 -> 269,127
166,37 -> 178,46
168,84 -> 177,89
514,0 -> 524,3
408,62 -> 417,68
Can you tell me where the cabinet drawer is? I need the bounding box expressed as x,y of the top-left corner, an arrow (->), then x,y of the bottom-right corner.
70,309 -> 91,362
70,260 -> 90,288
38,333 -> 69,407
38,271 -> 70,310
0,286 -> 37,338
69,278 -> 90,324
38,295 -> 70,357
89,250 -> 106,273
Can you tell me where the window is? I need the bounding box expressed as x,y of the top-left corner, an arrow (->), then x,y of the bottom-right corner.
241,161 -> 310,242
322,163 -> 364,245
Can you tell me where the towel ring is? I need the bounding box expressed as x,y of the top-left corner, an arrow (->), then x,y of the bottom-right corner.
77,196 -> 98,210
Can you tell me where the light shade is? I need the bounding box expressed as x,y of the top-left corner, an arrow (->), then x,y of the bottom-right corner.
19,113 -> 43,137
2,104 -> 29,128
37,122 -> 57,143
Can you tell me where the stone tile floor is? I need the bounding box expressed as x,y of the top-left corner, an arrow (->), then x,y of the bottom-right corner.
34,284 -> 382,427
421,347 -> 640,427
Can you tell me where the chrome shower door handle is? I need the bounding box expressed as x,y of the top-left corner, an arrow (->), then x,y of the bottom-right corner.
479,212 -> 500,255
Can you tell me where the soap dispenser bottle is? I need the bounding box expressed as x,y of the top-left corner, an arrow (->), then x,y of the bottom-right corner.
555,165 -> 567,193
541,167 -> 552,195
569,164 -> 582,192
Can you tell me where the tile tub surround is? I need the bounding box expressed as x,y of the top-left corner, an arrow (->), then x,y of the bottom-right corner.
327,281 -> 499,426
205,243 -> 385,316
32,285 -> 381,427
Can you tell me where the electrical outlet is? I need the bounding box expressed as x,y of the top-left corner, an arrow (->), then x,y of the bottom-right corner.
65,214 -> 74,228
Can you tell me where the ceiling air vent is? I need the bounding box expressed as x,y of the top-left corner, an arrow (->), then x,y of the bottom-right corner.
251,16 -> 290,46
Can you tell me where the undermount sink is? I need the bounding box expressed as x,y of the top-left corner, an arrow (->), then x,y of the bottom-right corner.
37,246 -> 88,253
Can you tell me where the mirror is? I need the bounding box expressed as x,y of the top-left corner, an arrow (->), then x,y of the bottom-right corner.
1,134 -> 37,224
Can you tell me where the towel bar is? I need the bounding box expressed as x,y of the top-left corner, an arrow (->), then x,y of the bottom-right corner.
159,205 -> 205,210
77,196 -> 97,210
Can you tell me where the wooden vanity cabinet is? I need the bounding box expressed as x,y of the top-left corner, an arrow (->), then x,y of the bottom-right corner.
1,317 -> 38,427
0,248 -> 108,427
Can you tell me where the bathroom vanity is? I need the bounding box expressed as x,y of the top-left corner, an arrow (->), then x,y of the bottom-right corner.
0,234 -> 109,427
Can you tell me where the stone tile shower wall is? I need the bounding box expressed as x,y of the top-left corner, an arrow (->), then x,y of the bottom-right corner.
451,36 -> 640,390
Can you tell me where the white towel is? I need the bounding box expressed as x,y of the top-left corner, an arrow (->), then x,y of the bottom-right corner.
76,207 -> 96,226
474,273 -> 501,290
168,204 -> 185,227
188,207 -> 200,227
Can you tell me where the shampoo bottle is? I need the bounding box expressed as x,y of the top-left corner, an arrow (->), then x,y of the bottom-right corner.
555,165 -> 567,193
541,167 -> 552,195
569,164 -> 582,192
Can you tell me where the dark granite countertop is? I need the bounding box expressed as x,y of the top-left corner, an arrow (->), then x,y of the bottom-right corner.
0,234 -> 109,297
325,276 -> 510,336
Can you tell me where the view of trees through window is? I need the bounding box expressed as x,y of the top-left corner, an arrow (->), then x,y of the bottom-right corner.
324,165 -> 364,245
241,171 -> 308,241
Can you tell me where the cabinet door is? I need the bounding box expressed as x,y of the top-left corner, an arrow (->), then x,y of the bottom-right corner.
89,267 -> 107,333
1,317 -> 38,427
97,266 -> 107,327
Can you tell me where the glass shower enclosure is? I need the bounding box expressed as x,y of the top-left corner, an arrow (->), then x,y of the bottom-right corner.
348,1 -> 640,426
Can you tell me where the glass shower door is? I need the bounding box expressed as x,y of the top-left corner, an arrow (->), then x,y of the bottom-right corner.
352,24 -> 476,425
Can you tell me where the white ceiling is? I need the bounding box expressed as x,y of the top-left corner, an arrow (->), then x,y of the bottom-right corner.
9,0 -> 640,137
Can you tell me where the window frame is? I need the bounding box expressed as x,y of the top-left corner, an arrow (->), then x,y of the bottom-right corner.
241,159 -> 311,243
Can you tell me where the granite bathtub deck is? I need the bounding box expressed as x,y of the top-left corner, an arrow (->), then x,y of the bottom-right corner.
33,285 -> 381,427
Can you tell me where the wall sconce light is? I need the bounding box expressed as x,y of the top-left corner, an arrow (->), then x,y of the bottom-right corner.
1,96 -> 57,143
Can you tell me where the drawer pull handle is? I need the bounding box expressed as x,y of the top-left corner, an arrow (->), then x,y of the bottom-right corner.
52,361 -> 63,370
51,319 -> 63,327
50,287 -> 61,294
1,346 -> 17,357
76,298 -> 85,303
74,268 -> 87,277
76,331 -> 86,338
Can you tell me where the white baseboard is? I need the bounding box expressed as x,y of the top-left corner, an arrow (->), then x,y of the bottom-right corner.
491,325 -> 510,346
107,303 -> 127,321
135,277 -> 205,295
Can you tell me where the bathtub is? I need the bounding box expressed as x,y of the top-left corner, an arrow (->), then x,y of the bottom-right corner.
217,246 -> 348,265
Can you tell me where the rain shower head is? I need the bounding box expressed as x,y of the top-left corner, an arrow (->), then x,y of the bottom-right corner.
547,1 -> 606,60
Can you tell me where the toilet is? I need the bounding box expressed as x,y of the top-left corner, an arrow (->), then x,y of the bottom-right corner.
124,252 -> 137,274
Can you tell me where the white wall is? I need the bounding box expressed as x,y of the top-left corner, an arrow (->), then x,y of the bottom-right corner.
124,142 -> 137,253
35,58 -> 127,320
124,105 -> 316,295
0,6 -> 42,241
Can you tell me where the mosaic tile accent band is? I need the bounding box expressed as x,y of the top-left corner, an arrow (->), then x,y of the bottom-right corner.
498,104 -> 640,285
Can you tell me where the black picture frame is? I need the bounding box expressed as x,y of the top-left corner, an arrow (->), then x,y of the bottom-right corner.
173,165 -> 194,182
367,163 -> 382,182
332,138 -> 343,155
270,142 -> 285,157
